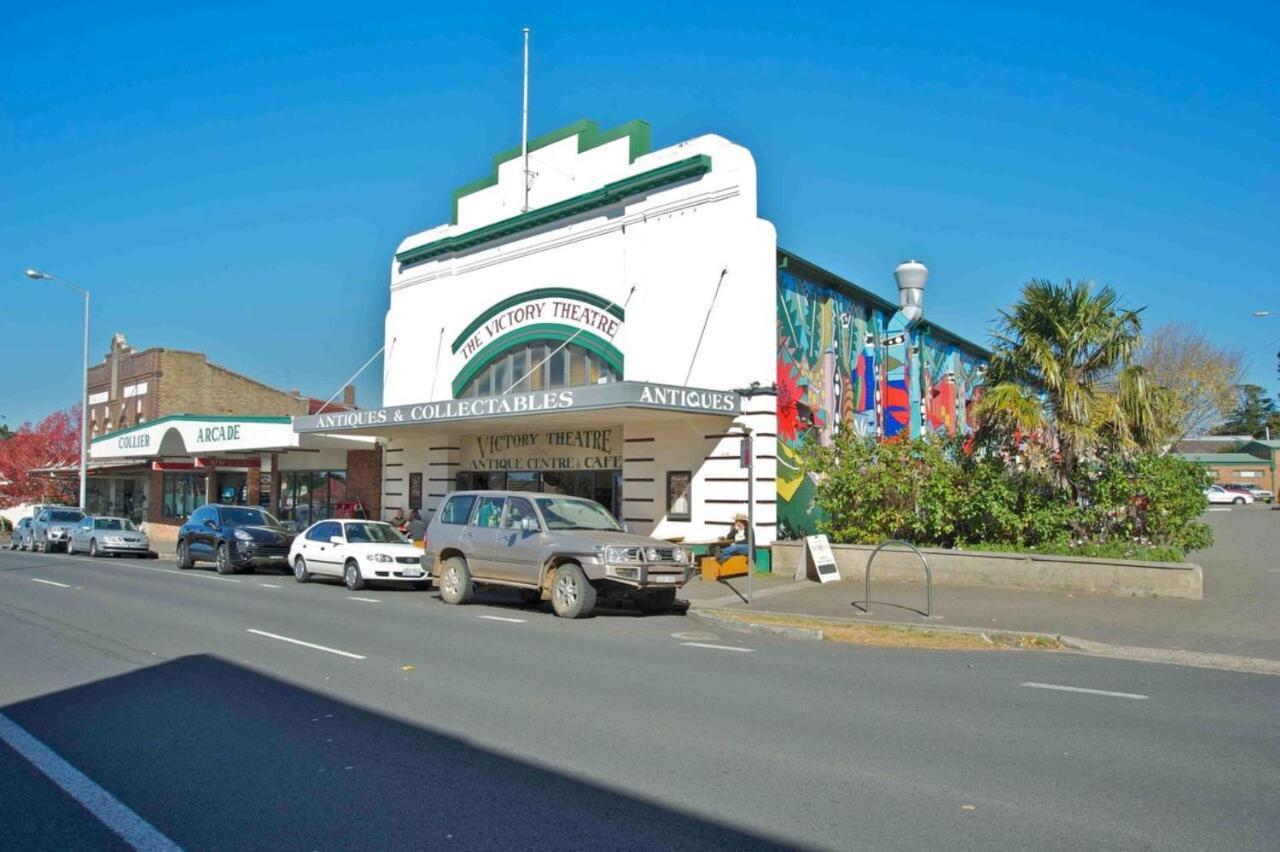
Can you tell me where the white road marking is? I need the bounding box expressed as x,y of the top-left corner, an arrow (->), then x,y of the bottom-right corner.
1208,508 -> 1231,512
246,629 -> 366,660
477,614 -> 526,623
258,583 -> 282,589
347,596 -> 382,603
128,564 -> 240,583
31,578 -> 71,588
0,712 -> 182,851
1020,682 -> 1148,700
681,642 -> 754,653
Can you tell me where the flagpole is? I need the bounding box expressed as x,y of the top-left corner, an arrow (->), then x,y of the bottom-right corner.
521,27 -> 531,212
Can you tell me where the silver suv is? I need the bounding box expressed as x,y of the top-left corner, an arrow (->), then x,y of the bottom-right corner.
423,490 -> 692,618
31,507 -> 85,553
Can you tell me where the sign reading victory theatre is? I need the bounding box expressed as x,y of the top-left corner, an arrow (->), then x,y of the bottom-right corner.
449,288 -> 626,397
461,427 -> 621,471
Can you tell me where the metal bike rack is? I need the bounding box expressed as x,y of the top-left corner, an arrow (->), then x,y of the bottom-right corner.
861,540 -> 932,618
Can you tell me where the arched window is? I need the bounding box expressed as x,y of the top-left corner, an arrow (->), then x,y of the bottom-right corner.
459,340 -> 620,398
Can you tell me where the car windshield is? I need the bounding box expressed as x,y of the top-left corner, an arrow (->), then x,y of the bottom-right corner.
344,522 -> 407,544
534,497 -> 623,531
220,508 -> 281,527
50,510 -> 83,522
94,519 -> 138,531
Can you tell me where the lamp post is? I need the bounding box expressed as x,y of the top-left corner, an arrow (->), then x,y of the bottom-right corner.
24,269 -> 90,510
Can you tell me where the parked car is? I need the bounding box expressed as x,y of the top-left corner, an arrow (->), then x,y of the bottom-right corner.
31,507 -> 86,553
1205,485 -> 1253,505
424,490 -> 692,618
9,517 -> 33,550
67,516 -> 153,558
289,519 -> 427,590
1223,481 -> 1274,501
176,504 -> 294,574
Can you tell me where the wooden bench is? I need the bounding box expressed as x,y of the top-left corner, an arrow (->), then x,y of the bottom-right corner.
700,554 -> 748,581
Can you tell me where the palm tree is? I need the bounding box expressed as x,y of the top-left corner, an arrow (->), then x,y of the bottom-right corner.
977,279 -> 1157,498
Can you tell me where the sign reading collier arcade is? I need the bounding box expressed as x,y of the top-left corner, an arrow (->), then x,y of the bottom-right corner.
293,381 -> 742,433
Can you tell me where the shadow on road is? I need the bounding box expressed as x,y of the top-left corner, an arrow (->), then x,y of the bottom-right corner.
2,655 -> 790,850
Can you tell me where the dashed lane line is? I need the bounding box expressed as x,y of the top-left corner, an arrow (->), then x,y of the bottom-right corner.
245,628 -> 366,660
31,578 -> 71,588
1020,682 -> 1148,700
681,642 -> 754,653
121,564 -> 240,583
258,583 -> 283,589
347,597 -> 382,604
0,712 -> 182,851
477,614 -> 526,623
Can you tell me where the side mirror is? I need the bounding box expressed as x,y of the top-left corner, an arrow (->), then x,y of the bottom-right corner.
520,516 -> 538,532
329,535 -> 344,545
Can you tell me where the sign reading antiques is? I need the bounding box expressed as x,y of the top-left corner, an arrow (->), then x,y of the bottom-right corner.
294,382 -> 742,433
462,428 -> 621,472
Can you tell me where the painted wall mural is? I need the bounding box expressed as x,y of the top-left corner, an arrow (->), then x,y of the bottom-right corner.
776,264 -> 986,538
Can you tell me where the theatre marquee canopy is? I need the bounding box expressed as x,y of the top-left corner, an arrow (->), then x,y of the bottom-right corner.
293,381 -> 744,435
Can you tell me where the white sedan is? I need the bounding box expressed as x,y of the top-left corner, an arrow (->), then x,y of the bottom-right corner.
289,519 -> 428,590
1204,485 -> 1253,505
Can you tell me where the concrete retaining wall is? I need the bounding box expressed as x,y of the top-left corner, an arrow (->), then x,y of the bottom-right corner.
771,542 -> 1203,600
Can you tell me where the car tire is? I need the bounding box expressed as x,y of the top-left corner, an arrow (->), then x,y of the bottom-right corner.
635,588 -> 677,615
176,540 -> 193,569
344,560 -> 365,591
89,539 -> 99,558
293,556 -> 310,583
1233,497 -> 1245,505
439,557 -> 473,605
551,563 -> 596,619
215,544 -> 235,575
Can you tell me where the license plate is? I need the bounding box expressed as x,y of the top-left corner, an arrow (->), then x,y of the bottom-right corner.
402,569 -> 423,578
651,574 -> 678,584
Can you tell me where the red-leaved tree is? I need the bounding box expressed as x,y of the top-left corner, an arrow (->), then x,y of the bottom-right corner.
0,406 -> 81,509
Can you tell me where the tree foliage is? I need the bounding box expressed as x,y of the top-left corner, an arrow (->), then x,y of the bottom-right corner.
1136,322 -> 1242,447
1213,384 -> 1279,438
0,407 -> 81,509
976,279 -> 1158,499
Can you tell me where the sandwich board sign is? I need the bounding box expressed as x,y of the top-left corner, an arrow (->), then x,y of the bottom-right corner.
804,534 -> 841,584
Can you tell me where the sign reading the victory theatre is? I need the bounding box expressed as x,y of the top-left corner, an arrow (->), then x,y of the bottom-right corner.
462,428 -> 621,471
452,288 -> 625,361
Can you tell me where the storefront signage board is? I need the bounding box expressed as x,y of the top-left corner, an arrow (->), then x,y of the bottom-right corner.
295,382 -> 742,434
804,534 -> 841,583
91,416 -> 297,461
461,427 -> 621,472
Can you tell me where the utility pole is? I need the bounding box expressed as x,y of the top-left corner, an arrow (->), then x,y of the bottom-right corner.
521,27 -> 531,213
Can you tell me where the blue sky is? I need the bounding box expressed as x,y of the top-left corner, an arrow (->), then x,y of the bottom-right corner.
2,0 -> 1277,427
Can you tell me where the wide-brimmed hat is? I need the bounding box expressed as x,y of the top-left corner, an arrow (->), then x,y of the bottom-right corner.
733,512 -> 749,522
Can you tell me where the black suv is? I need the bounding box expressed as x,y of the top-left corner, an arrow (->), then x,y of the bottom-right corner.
177,504 -> 294,574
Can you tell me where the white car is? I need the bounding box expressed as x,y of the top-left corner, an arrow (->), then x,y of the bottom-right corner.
1204,485 -> 1253,505
288,519 -> 428,590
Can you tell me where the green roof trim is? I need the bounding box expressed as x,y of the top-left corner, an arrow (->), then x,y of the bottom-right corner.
399,154 -> 711,268
451,324 -> 624,398
91,414 -> 292,445
449,119 -> 652,225
451,288 -> 625,354
1176,453 -> 1269,464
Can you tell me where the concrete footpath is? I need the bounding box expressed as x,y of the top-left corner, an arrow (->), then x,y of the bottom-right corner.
682,505 -> 1280,665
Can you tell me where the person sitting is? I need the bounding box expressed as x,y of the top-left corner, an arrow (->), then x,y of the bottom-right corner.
390,507 -> 406,532
407,510 -> 426,543
718,513 -> 750,563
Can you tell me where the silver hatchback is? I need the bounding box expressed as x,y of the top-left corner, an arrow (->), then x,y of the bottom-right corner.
424,490 -> 692,618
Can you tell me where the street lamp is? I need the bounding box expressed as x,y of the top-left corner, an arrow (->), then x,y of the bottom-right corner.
24,268 -> 90,510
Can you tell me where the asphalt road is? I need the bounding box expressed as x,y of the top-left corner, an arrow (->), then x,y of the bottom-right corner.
0,546 -> 1276,851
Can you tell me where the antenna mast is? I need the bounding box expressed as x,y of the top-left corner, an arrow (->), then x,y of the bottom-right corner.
521,27 -> 531,212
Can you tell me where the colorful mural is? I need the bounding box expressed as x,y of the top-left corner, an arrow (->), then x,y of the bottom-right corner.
776,260 -> 986,537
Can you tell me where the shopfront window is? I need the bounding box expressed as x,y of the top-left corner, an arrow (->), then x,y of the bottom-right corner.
277,470 -> 347,527
459,341 -> 619,398
85,474 -> 150,524
455,470 -> 621,519
162,473 -> 207,520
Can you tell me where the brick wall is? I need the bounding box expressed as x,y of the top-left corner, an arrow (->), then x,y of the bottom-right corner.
345,448 -> 382,519
1207,464 -> 1276,495
156,351 -> 308,417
